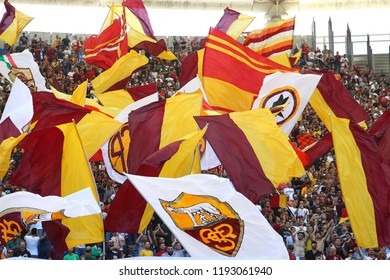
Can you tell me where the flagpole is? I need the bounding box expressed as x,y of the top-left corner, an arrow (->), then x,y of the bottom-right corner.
71,119 -> 106,259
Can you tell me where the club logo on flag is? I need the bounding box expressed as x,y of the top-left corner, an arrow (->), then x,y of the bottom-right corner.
108,123 -> 130,174
160,193 -> 244,257
259,86 -> 300,126
9,67 -> 37,92
0,213 -> 25,245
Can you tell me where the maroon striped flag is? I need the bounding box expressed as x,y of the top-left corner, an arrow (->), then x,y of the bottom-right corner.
9,123 -> 104,251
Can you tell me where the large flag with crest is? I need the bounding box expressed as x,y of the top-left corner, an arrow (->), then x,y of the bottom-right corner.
125,173 -> 289,259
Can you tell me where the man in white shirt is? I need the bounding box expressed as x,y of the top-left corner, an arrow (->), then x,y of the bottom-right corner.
24,228 -> 40,258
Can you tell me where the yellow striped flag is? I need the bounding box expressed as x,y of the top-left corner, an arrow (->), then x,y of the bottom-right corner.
202,28 -> 294,113
244,17 -> 295,57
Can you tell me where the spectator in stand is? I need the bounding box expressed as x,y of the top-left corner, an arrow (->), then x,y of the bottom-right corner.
305,241 -> 323,260
292,231 -> 308,260
24,228 -> 40,258
13,241 -> 31,258
139,241 -> 154,257
161,244 -> 180,257
326,245 -> 342,260
63,247 -> 80,260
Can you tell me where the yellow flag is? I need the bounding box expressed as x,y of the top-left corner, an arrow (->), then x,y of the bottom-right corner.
0,5 -> 33,46
70,80 -> 87,107
57,122 -> 104,248
76,111 -> 122,159
0,133 -> 27,179
91,50 -> 149,95
95,89 -> 135,110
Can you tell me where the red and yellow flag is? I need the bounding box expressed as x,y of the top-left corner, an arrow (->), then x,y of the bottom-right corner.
330,116 -> 390,248
105,128 -> 206,233
195,108 -> 305,204
244,17 -> 295,57
0,0 -> 33,46
9,123 -> 104,251
127,94 -> 203,175
202,28 -> 294,113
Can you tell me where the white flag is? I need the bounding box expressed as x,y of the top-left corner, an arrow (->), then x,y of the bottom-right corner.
252,72 -> 321,135
125,173 -> 289,259
101,93 -> 159,183
0,188 -> 101,222
0,78 -> 33,134
0,49 -> 48,92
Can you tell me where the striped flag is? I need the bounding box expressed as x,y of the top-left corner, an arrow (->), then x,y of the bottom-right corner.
269,194 -> 288,209
202,28 -> 294,113
84,17 -> 128,70
244,17 -> 295,57
330,116 -> 390,248
0,0 -> 33,46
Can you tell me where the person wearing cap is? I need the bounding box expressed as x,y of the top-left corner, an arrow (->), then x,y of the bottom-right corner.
344,248 -> 355,260
304,241 -> 323,260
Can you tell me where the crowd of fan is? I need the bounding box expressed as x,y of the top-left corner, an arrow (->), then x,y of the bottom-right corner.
0,33 -> 389,260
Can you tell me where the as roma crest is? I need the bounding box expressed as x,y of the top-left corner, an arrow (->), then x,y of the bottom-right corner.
9,67 -> 37,92
259,86 -> 300,126
108,123 -> 130,175
160,193 -> 244,257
